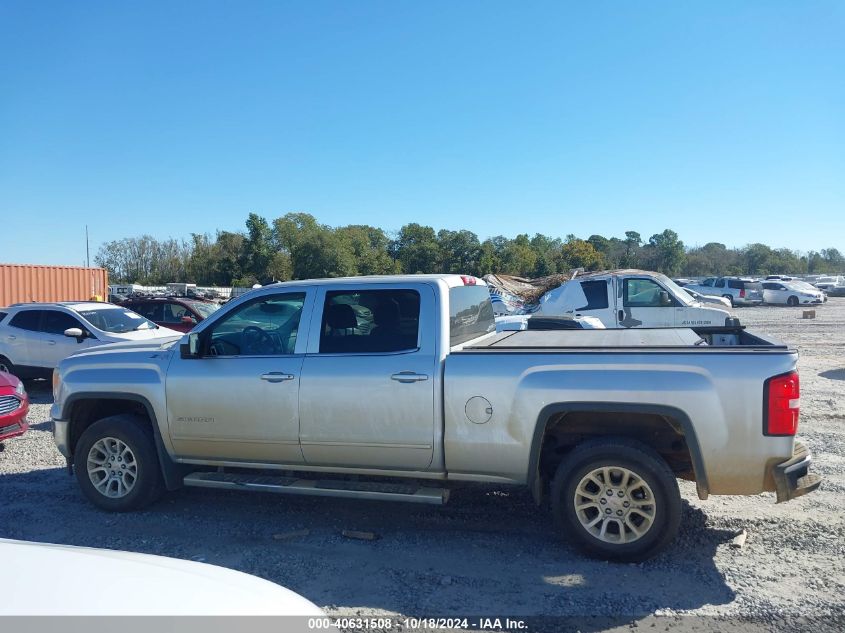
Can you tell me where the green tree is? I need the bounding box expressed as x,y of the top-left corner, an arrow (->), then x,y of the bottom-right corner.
742,243 -> 774,275
620,231 -> 642,268
501,234 -> 538,276
241,213 -> 275,282
293,230 -> 357,279
437,229 -> 482,274
393,223 -> 441,274
336,225 -> 398,275
558,238 -> 602,271
477,240 -> 501,276
646,229 -> 685,275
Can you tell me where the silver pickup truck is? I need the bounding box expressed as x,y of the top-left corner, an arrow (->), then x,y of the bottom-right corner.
51,274 -> 820,561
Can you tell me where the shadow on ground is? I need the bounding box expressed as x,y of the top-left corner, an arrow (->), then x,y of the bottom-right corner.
819,368 -> 845,381
0,462 -> 735,623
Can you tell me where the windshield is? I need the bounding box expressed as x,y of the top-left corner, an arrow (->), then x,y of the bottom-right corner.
653,273 -> 694,306
787,281 -> 819,293
186,301 -> 220,318
77,308 -> 157,333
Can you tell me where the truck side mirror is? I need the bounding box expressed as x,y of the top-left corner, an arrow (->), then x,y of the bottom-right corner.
180,332 -> 201,359
181,315 -> 197,325
659,291 -> 672,306
64,328 -> 87,342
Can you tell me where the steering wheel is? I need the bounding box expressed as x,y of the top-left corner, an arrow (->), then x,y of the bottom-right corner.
241,325 -> 275,355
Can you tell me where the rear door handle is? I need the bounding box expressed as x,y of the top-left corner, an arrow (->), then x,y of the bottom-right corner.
47,340 -> 57,346
618,310 -> 625,322
391,372 -> 429,383
260,372 -> 295,383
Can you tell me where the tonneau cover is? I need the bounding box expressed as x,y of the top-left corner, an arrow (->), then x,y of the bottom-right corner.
467,328 -> 706,349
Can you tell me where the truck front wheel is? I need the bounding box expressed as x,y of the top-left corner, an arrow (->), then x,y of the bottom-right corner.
550,437 -> 681,562
73,415 -> 163,512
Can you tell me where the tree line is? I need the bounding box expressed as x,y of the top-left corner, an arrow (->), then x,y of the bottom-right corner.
95,212 -> 845,286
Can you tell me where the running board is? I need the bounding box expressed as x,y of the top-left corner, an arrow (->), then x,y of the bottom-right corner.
183,471 -> 449,505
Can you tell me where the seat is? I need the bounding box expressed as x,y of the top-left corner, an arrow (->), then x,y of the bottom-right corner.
371,300 -> 401,338
325,303 -> 357,333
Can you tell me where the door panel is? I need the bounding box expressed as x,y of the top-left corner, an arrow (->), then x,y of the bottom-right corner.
40,311 -> 99,368
299,285 -> 436,470
572,279 -> 614,326
5,310 -> 45,368
166,355 -> 305,462
165,290 -> 311,463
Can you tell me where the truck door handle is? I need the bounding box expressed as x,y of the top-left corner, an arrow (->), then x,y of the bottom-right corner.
618,310 -> 624,321
260,372 -> 295,383
7,335 -> 15,340
391,372 -> 429,383
47,340 -> 57,346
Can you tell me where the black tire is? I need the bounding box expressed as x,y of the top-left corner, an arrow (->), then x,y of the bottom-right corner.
787,296 -> 799,307
550,437 -> 681,562
0,355 -> 17,377
722,294 -> 735,308
73,414 -> 164,512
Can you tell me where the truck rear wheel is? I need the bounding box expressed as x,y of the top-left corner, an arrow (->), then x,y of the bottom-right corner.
550,437 -> 681,562
73,414 -> 163,512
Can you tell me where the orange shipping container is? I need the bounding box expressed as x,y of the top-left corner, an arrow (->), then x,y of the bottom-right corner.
0,264 -> 109,307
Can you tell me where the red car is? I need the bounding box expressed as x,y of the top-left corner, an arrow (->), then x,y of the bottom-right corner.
120,298 -> 220,333
0,371 -> 29,443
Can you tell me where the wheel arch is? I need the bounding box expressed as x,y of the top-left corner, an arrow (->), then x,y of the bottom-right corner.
65,392 -> 184,490
527,402 -> 709,503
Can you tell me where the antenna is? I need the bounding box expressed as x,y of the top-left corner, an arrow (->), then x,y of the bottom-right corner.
86,225 -> 90,268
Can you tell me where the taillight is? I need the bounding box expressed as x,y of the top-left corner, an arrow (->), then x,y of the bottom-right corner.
739,289 -> 746,298
460,275 -> 477,285
764,372 -> 799,436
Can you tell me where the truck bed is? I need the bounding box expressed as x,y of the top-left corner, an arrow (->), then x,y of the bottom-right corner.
462,327 -> 788,351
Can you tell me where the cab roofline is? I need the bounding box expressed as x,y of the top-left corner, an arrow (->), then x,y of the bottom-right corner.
257,274 -> 479,289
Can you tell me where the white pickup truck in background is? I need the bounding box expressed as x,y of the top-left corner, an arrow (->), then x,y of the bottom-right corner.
535,270 -> 735,328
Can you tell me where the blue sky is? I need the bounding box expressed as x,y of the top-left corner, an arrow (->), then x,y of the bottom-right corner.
1,1 -> 843,266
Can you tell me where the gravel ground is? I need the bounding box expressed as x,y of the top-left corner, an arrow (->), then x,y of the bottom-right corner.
1,299 -> 843,631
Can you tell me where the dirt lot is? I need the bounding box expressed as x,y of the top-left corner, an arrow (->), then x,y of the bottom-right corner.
1,299 -> 843,631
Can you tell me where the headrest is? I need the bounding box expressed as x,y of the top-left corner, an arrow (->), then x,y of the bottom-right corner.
326,303 -> 357,329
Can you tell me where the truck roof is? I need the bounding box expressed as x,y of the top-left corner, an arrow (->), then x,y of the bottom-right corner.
261,274 -> 479,289
573,269 -> 666,280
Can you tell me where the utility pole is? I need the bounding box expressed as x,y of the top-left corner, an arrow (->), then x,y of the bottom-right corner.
85,225 -> 90,268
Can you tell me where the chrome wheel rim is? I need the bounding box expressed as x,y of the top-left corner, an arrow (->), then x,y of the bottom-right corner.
574,466 -> 656,544
87,437 -> 138,498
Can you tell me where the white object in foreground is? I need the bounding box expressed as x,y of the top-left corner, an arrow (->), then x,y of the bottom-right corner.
0,538 -> 323,616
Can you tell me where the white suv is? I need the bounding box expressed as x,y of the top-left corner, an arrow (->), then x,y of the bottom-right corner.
0,302 -> 180,378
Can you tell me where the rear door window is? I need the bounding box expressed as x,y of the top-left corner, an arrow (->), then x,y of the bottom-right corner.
728,279 -> 745,289
9,310 -> 44,331
577,280 -> 610,310
129,302 -> 163,322
320,289 -> 421,354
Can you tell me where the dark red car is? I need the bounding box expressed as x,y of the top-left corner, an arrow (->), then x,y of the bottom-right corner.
0,371 -> 29,443
120,298 -> 220,333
